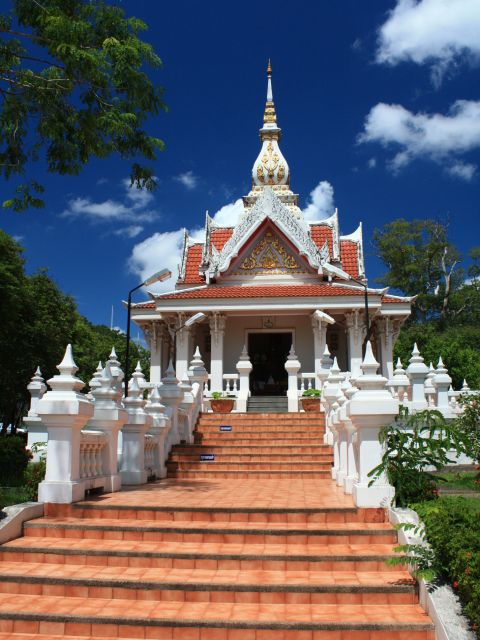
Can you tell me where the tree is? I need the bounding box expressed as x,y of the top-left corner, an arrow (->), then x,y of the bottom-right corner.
372,218 -> 463,320
0,230 -> 150,432
0,0 -> 165,211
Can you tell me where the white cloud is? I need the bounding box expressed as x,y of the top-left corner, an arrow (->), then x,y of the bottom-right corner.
174,170 -> 198,190
129,229 -> 185,294
368,157 -> 377,169
376,0 -> 480,85
61,178 -> 158,229
302,181 -> 335,221
210,199 -> 244,227
359,100 -> 480,179
114,225 -> 144,239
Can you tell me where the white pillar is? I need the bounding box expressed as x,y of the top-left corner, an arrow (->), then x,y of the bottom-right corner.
144,386 -> 169,478
120,377 -> 151,485
285,345 -> 301,412
37,345 -> 94,504
311,310 -> 334,376
25,367 -> 48,457
345,311 -> 364,378
209,312 -> 226,393
433,357 -> 452,412
236,346 -> 252,412
146,322 -> 165,385
406,343 -> 429,411
175,314 -> 191,382
347,342 -> 399,508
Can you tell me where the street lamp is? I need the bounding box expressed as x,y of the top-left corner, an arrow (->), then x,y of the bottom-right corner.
167,312 -> 207,363
322,263 -> 371,353
125,268 -> 172,399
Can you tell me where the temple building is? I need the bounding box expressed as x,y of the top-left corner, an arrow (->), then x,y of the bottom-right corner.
131,63 -> 413,395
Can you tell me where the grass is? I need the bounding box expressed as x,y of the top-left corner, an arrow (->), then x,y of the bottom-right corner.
0,486 -> 30,511
437,471 -> 480,492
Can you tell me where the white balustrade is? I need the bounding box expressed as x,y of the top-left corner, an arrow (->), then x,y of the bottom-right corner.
144,434 -> 156,476
222,374 -> 239,395
80,431 -> 106,482
298,373 -> 316,394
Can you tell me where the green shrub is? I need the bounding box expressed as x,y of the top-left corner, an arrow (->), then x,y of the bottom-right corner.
302,388 -> 321,397
23,460 -> 46,502
413,498 -> 480,637
0,436 -> 31,486
368,408 -> 465,507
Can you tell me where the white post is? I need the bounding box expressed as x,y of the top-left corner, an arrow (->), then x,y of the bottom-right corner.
146,322 -> 165,385
433,357 -> 452,413
345,311 -> 364,378
179,374 -> 195,442
424,363 -> 436,408
120,376 -> 152,485
25,366 -> 48,457
311,311 -> 334,376
348,342 -> 399,508
37,345 -> 94,504
322,357 -> 343,445
340,378 -> 358,494
86,361 -> 126,493
406,343 -> 429,411
159,361 -> 184,452
317,344 -> 333,391
175,314 -> 191,382
285,345 -> 301,412
144,385 -> 169,478
386,358 -> 410,404
236,345 -> 252,412
209,313 -> 226,392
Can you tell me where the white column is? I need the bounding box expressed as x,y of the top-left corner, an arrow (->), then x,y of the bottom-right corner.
236,346 -> 252,412
175,314 -> 191,382
345,311 -> 364,378
146,322 -> 165,385
406,343 -> 429,411
311,311 -> 333,376
285,346 -> 301,412
120,377 -> 151,485
209,312 -> 226,393
433,357 -> 452,413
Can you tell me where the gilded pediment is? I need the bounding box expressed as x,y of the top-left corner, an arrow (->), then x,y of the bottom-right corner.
232,230 -> 307,275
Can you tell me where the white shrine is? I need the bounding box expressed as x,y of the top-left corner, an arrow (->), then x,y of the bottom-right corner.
131,63 -> 413,397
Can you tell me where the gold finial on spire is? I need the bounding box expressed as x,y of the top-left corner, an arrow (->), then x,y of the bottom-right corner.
263,59 -> 276,127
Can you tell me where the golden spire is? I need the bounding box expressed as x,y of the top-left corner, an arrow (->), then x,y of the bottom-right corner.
263,59 -> 277,127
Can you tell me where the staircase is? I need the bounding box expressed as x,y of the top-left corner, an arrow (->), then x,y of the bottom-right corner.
167,411 -> 331,478
0,411 -> 434,639
247,395 -> 288,412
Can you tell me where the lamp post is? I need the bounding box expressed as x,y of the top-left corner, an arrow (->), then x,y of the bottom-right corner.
125,268 -> 172,399
167,312 -> 207,365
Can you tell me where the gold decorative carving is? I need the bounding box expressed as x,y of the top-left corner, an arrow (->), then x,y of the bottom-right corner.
238,231 -> 303,273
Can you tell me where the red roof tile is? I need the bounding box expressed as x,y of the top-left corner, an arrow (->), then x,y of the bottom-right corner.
183,244 -> 204,284
158,284 -> 371,300
382,295 -> 407,304
211,228 -> 233,252
310,225 -> 333,255
133,301 -> 155,309
340,240 -> 359,278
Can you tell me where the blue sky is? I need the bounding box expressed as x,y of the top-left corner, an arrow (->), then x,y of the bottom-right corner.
2,0 -> 480,331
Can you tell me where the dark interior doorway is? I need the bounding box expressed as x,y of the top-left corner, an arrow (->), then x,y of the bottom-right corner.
248,332 -> 292,396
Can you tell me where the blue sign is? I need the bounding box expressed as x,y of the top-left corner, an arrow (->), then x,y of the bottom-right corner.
200,454 -> 215,461
220,425 -> 233,432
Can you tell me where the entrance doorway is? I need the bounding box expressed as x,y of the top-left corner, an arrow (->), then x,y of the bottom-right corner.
248,332 -> 292,396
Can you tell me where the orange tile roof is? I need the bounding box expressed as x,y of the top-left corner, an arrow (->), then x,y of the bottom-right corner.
340,240 -> 359,278
158,284 -> 371,300
382,295 -> 407,303
183,244 -> 204,284
310,225 -> 333,255
211,228 -> 234,251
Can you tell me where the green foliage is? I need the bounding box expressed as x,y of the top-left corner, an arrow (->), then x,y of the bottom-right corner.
372,218 -> 463,320
0,0 -> 166,210
302,388 -> 321,397
0,435 -> 31,486
455,394 -> 480,465
394,323 -> 480,389
413,498 -> 480,636
0,485 -> 29,509
23,459 -> 46,501
211,391 -> 223,400
437,471 -> 480,492
387,521 -> 437,581
0,230 -> 150,431
368,408 -> 465,507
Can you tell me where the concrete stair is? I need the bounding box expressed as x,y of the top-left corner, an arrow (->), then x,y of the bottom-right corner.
0,412 -> 434,639
247,396 -> 289,413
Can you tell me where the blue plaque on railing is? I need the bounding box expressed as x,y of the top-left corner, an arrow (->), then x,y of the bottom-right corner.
219,425 -> 233,432
200,454 -> 215,461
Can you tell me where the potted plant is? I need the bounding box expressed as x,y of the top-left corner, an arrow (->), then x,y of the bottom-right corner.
210,391 -> 235,413
301,388 -> 321,412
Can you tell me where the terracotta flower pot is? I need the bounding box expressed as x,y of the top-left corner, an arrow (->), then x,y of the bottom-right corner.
301,397 -> 321,412
210,399 -> 235,413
